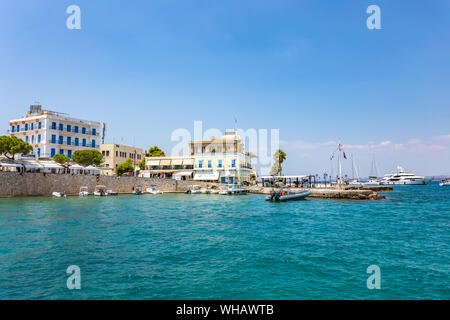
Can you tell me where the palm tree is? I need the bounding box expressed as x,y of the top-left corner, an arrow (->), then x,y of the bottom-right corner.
273,149 -> 286,176
323,173 -> 328,187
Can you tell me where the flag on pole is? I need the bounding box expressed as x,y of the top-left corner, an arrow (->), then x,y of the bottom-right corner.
343,151 -> 347,160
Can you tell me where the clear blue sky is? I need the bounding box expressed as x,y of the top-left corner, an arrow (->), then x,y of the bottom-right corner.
1,0 -> 449,176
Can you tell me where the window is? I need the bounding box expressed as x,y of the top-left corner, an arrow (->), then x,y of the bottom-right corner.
82,127 -> 86,134
52,122 -> 56,130
25,136 -> 29,143
92,140 -> 96,148
74,138 -> 79,146
82,139 -> 86,146
31,135 -> 34,144
218,160 -> 222,168
199,160 -> 203,168
31,123 -> 34,130
208,160 -> 212,168
67,125 -> 71,132
58,136 -> 63,144
11,126 -> 15,133
51,135 -> 56,143
116,151 -> 118,157
74,126 -> 79,133
37,148 -> 41,158
92,128 -> 96,136
25,124 -> 28,131
38,122 -> 42,129
106,151 -> 110,157
59,123 -> 63,131
38,134 -> 41,143
68,150 -> 72,158
67,137 -> 71,146
59,149 -> 64,155
17,125 -> 20,132
51,148 -> 56,157
202,147 -> 205,153
231,159 -> 236,168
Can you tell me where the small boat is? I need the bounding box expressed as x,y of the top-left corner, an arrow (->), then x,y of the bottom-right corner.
185,185 -> 202,194
265,189 -> 311,201
106,190 -> 118,196
146,186 -> 163,194
79,186 -> 89,197
363,176 -> 381,186
439,179 -> 450,186
219,184 -> 248,195
94,185 -> 106,196
200,187 -> 211,194
134,186 -> 143,195
52,191 -> 66,198
210,187 -> 220,194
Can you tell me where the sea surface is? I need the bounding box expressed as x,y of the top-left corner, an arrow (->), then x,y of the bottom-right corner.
0,183 -> 449,299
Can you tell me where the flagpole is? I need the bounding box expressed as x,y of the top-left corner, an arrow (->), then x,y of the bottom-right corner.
338,138 -> 343,186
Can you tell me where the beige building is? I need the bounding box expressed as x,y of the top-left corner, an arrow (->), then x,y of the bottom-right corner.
144,131 -> 256,183
100,144 -> 144,175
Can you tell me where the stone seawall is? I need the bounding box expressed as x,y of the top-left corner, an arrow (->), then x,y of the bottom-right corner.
0,172 -> 212,197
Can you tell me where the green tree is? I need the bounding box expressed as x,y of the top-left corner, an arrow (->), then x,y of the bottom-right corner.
146,146 -> 165,157
53,154 -> 70,165
72,150 -> 103,166
269,149 -> 287,176
0,136 -> 33,159
138,158 -> 146,170
116,159 -> 135,176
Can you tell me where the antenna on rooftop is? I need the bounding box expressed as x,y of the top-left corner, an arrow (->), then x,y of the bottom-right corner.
102,123 -> 106,144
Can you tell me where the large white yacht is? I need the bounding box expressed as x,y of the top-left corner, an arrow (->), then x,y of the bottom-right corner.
381,166 -> 430,185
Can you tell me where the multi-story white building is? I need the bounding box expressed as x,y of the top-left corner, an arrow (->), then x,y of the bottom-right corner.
144,131 -> 257,183
8,104 -> 101,159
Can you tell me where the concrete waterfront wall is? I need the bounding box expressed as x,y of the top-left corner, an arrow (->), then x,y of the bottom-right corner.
0,172 -> 212,197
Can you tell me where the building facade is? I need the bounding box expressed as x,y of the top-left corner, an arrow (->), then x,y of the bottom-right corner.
144,131 -> 256,183
8,105 -> 101,159
100,144 -> 144,175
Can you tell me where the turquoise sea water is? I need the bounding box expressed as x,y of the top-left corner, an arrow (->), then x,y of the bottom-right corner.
0,183 -> 449,299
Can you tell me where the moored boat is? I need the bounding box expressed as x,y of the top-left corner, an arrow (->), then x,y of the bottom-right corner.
219,184 -> 248,195
94,185 -> 106,196
381,166 -> 430,185
79,186 -> 89,197
439,179 -> 450,186
52,191 -> 66,198
265,189 -> 311,202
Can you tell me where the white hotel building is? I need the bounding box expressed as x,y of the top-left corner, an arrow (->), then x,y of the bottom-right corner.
8,105 -> 101,159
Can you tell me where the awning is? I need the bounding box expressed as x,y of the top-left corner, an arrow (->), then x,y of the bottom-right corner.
22,162 -> 43,169
69,164 -> 84,169
40,162 -> 63,169
0,162 -> 22,168
182,159 -> 194,165
193,171 -> 219,181
171,159 -> 183,165
173,171 -> 193,177
147,159 -> 160,166
160,159 -> 171,166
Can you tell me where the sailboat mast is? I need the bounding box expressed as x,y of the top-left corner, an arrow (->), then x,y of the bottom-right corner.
338,138 -> 343,185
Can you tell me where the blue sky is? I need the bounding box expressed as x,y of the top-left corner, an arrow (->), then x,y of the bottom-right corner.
1,0 -> 449,176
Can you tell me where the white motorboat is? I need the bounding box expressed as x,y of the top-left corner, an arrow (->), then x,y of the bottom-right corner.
52,191 -> 66,198
94,185 -> 106,196
185,185 -> 202,194
381,166 -> 430,185
146,187 -> 163,194
266,189 -> 311,201
219,184 -> 248,195
439,179 -> 450,186
79,187 -> 89,197
106,190 -> 118,196
363,176 -> 381,186
200,187 -> 211,194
